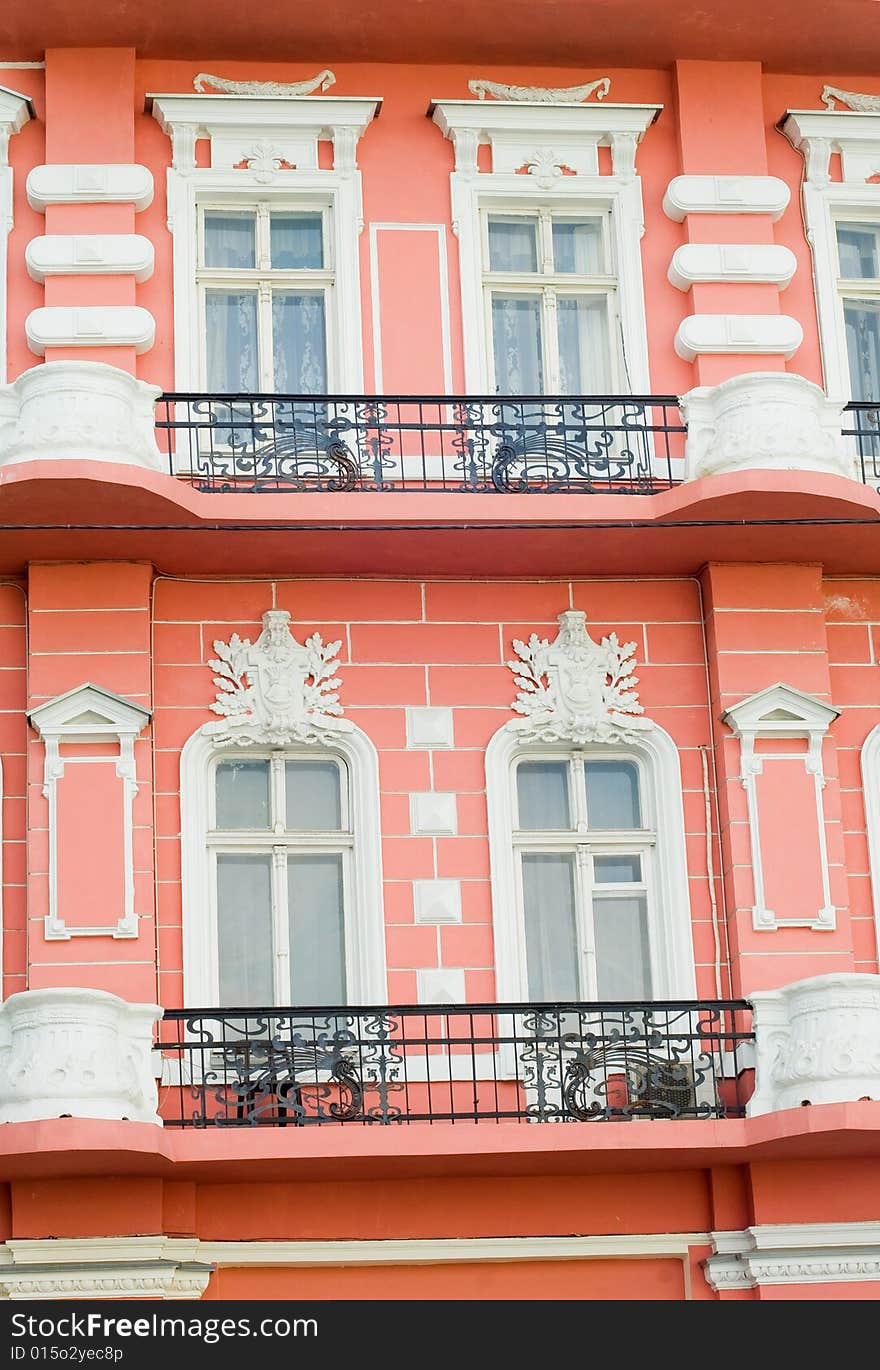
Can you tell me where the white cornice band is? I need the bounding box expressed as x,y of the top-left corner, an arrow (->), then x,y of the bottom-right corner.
705,1222 -> 880,1290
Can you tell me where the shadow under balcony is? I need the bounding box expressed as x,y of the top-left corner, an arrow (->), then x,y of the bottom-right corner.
157,999 -> 754,1128
155,393 -> 686,495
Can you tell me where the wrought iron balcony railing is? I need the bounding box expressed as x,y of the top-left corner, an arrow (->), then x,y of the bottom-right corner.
155,394 -> 686,494
158,1000 -> 754,1128
843,401 -> 880,484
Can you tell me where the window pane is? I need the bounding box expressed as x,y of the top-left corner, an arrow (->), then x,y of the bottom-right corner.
285,760 -> 342,830
217,853 -> 274,1005
593,854 -> 642,883
272,292 -> 327,392
844,300 -> 880,401
521,853 -> 579,999
552,219 -> 604,274
491,295 -> 543,393
215,760 -> 271,829
271,213 -> 324,269
488,217 -> 539,272
204,212 -> 257,269
206,290 -> 259,391
593,895 -> 651,998
584,760 -> 641,829
837,223 -> 880,279
288,854 -> 346,1002
556,296 -> 610,393
516,761 -> 571,830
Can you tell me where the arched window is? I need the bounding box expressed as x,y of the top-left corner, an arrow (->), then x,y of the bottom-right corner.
487,727 -> 696,1003
181,727 -> 385,1008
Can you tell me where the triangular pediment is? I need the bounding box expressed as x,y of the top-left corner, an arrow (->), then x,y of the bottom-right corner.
29,683 -> 151,741
721,683 -> 839,738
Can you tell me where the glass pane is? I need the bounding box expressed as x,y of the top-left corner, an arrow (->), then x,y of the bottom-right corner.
556,295 -> 610,393
206,290 -> 259,391
837,223 -> 880,279
593,854 -> 642,883
593,895 -> 651,998
516,761 -> 571,830
552,219 -> 604,274
491,295 -> 543,393
584,760 -> 641,829
203,211 -> 257,269
844,300 -> 880,401
288,854 -> 346,1002
217,853 -> 274,1005
521,853 -> 579,999
271,213 -> 324,269
215,760 -> 271,829
488,217 -> 539,273
285,760 -> 342,830
272,292 -> 327,392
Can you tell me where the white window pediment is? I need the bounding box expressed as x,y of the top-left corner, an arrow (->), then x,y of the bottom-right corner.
430,97 -> 660,394
149,90 -> 381,395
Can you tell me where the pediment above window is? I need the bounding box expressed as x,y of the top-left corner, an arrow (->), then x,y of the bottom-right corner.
781,107 -> 880,186
429,98 -> 661,181
148,92 -> 381,174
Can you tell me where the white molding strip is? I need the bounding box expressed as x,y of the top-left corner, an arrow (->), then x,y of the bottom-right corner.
705,1221 -> 880,1290
368,222 -> 452,392
860,723 -> 880,962
0,85 -> 33,383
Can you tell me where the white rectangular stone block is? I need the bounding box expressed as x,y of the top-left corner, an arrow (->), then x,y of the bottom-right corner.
410,792 -> 458,835
414,878 -> 462,924
406,706 -> 455,750
417,968 -> 466,1005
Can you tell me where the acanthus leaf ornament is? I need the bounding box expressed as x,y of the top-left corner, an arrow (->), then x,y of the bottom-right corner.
505,609 -> 650,744
468,77 -> 611,104
237,143 -> 295,184
193,70 -> 336,96
204,609 -> 352,746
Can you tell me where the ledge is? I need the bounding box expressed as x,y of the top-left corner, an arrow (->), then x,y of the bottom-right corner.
0,460 -> 878,577
0,1102 -> 879,1184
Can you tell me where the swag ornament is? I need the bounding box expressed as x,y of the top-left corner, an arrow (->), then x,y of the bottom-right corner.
506,610 -> 650,744
204,609 -> 352,745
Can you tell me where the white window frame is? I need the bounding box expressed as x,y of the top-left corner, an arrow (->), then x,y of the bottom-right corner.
486,722 -> 696,1002
858,722 -> 880,965
431,99 -> 660,394
181,724 -> 386,1007
196,198 -> 336,392
150,93 -> 380,396
781,108 -> 880,402
480,204 -> 622,392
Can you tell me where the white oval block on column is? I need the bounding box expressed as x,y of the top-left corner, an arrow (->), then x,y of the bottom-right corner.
680,372 -> 850,479
26,306 -> 155,356
748,973 -> 880,1116
0,988 -> 163,1124
663,174 -> 790,221
674,314 -> 802,361
668,244 -> 797,290
0,361 -> 164,470
26,164 -> 154,212
26,235 -> 155,283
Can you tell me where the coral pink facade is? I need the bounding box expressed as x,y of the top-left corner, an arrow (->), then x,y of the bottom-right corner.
2,6 -> 880,1302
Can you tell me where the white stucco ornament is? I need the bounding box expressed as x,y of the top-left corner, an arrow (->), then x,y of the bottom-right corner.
506,609 -> 650,744
468,77 -> 610,103
680,372 -> 851,480
821,84 -> 880,111
206,608 -> 352,745
0,988 -> 162,1125
193,70 -> 336,96
748,972 -> 880,1115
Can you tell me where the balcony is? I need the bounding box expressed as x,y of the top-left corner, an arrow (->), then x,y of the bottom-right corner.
157,999 -> 754,1128
843,401 -> 880,486
155,393 -> 686,495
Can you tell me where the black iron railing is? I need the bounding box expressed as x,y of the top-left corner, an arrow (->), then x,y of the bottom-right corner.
155,394 -> 686,494
843,401 -> 880,484
158,1000 -> 753,1128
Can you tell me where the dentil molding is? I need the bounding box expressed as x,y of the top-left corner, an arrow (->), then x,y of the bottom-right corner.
705,1221 -> 880,1291
0,987 -> 163,1125
680,372 -> 850,479
0,361 -> 165,470
748,972 -> 880,1115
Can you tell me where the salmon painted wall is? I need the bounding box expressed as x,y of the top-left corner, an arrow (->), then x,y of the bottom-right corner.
13,58 -> 880,393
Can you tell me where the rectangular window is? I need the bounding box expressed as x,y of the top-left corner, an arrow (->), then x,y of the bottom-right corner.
210,753 -> 350,1006
198,203 -> 332,393
483,209 -> 616,394
513,754 -> 653,1000
836,220 -> 880,400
